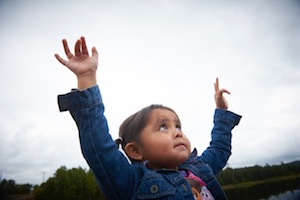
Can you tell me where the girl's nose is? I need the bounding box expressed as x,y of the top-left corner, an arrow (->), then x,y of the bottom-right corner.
175,130 -> 183,138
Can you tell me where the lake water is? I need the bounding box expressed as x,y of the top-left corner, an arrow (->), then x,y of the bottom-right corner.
224,177 -> 300,200
267,189 -> 300,200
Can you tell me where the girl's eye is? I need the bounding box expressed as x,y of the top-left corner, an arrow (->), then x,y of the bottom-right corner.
176,124 -> 181,130
159,124 -> 168,131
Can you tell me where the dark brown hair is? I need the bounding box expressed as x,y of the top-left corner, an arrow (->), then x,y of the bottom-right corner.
116,104 -> 179,152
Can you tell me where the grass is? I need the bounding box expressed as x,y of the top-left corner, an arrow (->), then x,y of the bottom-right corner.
222,173 -> 300,190
5,194 -> 35,200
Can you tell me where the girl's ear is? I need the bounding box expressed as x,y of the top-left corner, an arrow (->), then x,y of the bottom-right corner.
124,142 -> 143,161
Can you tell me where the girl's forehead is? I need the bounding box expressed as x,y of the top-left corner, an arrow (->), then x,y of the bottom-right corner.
148,108 -> 179,122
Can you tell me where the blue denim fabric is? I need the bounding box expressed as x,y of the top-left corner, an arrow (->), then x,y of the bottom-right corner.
58,85 -> 241,200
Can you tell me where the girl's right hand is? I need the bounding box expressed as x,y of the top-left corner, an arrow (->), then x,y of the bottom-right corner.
55,37 -> 98,90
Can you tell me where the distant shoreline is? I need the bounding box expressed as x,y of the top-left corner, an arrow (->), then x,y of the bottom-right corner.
222,173 -> 300,190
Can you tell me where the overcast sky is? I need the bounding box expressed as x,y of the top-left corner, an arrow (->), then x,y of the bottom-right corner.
0,0 -> 300,185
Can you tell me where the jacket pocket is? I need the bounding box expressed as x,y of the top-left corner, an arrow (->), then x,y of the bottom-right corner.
136,173 -> 176,199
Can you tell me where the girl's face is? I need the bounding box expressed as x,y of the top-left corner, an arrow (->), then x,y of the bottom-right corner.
138,108 -> 191,169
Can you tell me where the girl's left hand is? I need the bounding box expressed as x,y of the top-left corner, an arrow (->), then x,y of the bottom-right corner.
214,78 -> 230,110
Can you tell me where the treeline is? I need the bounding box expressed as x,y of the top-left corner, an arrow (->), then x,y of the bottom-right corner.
0,179 -> 32,199
1,161 -> 300,199
33,166 -> 105,200
0,166 -> 105,200
217,161 -> 300,185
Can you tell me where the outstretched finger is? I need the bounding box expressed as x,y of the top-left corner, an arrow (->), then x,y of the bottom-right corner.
91,47 -> 98,59
214,78 -> 219,92
54,54 -> 68,66
62,39 -> 73,60
81,37 -> 89,55
75,39 -> 82,56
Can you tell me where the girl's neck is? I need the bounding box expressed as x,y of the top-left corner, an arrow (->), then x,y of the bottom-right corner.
142,160 -> 178,170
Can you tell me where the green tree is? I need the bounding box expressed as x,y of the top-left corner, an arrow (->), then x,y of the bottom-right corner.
217,160 -> 300,185
33,166 -> 105,200
0,179 -> 32,199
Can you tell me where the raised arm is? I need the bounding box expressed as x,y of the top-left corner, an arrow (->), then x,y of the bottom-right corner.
200,78 -> 241,174
56,37 -> 138,200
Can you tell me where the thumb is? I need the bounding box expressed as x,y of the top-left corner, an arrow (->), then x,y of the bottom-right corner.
54,54 -> 67,66
219,88 -> 231,95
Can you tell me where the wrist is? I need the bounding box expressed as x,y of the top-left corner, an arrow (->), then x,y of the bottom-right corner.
77,72 -> 97,91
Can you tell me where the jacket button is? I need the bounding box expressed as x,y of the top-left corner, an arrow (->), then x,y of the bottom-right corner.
150,185 -> 158,194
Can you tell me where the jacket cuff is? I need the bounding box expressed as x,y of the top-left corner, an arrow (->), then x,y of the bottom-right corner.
214,109 -> 242,126
57,85 -> 102,112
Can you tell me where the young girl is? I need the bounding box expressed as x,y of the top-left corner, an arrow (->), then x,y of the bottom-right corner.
55,37 -> 241,200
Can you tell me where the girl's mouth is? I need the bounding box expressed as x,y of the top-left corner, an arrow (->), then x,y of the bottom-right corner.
174,142 -> 186,149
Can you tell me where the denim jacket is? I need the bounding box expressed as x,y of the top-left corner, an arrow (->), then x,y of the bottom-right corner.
58,85 -> 241,200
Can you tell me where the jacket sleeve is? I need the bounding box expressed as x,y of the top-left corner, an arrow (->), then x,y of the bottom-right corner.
57,85 -> 137,200
200,109 -> 241,175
